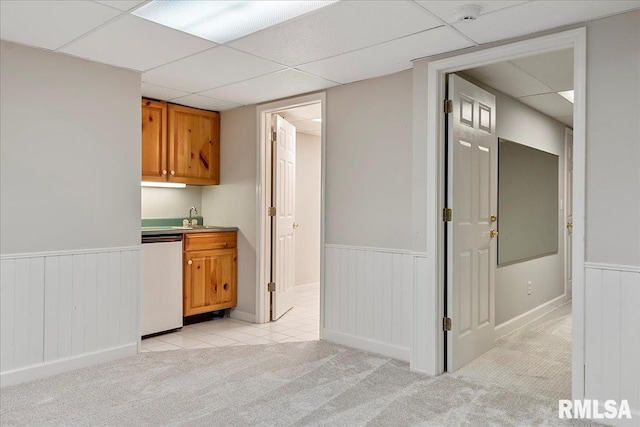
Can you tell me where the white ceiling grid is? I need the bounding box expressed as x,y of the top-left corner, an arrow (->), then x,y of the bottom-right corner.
1,0 -> 638,120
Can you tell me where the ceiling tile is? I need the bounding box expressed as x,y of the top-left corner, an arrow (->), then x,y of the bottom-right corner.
298,26 -> 472,84
511,49 -> 574,92
518,93 -> 574,118
95,1 -> 145,12
142,83 -> 190,101
280,104 -> 322,120
60,15 -> 215,71
461,62 -> 554,98
142,46 -> 285,93
228,0 -> 442,66
200,70 -> 338,106
555,115 -> 574,128
0,0 -> 121,50
290,120 -> 321,135
415,1 -> 527,24
169,94 -> 242,112
452,1 -> 640,44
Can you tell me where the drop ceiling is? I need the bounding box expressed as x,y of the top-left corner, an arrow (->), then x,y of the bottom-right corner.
462,48 -> 575,127
1,1 -> 638,114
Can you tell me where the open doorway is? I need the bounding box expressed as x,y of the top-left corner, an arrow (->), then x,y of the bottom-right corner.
257,93 -> 326,341
443,48 -> 575,401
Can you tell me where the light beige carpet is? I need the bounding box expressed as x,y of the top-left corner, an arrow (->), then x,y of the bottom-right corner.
1,338 -> 595,426
457,302 -> 572,402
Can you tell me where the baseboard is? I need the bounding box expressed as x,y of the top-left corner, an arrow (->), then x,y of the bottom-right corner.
495,294 -> 567,339
229,309 -> 256,323
323,329 -> 410,362
0,343 -> 137,388
294,282 -> 319,291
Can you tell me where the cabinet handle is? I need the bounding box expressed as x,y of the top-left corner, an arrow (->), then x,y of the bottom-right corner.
223,283 -> 228,290
187,259 -> 192,265
170,170 -> 176,175
162,169 -> 167,175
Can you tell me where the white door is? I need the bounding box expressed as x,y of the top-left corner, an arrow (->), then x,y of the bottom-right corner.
447,74 -> 497,371
565,130 -> 573,298
271,114 -> 296,320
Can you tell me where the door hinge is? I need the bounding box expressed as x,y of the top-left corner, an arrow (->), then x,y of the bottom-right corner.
443,317 -> 452,331
443,208 -> 452,222
267,206 -> 276,217
267,282 -> 276,292
444,99 -> 453,113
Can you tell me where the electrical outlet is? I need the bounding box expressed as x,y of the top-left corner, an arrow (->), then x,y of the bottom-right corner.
527,281 -> 532,295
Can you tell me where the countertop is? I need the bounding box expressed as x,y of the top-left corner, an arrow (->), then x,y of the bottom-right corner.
141,226 -> 238,236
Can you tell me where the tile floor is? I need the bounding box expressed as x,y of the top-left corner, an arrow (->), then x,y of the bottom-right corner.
141,284 -> 319,352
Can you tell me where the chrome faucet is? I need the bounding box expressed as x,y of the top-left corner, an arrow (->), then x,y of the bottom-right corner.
189,206 -> 198,218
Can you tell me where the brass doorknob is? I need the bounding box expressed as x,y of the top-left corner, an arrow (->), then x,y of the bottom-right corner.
490,229 -> 499,238
567,222 -> 573,229
490,215 -> 497,223
293,223 -> 299,229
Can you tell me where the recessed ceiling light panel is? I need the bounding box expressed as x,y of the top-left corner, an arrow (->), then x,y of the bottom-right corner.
133,1 -> 337,44
558,90 -> 574,103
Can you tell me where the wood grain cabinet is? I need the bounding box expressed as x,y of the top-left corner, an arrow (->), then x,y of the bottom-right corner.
141,99 -> 220,185
183,232 -> 237,316
141,99 -> 167,182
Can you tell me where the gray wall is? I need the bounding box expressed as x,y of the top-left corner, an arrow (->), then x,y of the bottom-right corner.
201,105 -> 257,316
0,41 -> 140,254
325,70 -> 413,250
141,186 -> 202,219
492,89 -> 567,325
295,132 -> 321,286
586,10 -> 640,266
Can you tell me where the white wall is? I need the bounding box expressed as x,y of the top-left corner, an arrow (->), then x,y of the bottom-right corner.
0,41 -> 141,254
295,132 -> 321,286
325,70 -> 413,250
584,11 -> 640,421
0,41 -> 141,386
201,105 -> 257,318
141,186 -> 202,218
586,11 -> 640,267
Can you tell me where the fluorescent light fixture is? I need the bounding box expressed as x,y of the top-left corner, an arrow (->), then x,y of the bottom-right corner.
312,117 -> 322,123
133,1 -> 337,44
141,181 -> 187,189
558,90 -> 574,103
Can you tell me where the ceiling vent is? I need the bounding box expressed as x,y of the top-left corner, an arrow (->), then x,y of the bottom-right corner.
454,5 -> 482,22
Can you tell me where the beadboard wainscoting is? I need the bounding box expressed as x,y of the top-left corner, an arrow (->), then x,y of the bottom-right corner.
0,247 -> 141,387
584,262 -> 640,423
323,244 -> 419,361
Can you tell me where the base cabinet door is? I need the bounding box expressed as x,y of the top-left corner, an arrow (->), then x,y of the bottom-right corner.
183,248 -> 237,316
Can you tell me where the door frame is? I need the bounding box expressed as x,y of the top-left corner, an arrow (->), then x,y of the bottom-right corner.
417,27 -> 586,400
564,128 -> 574,300
256,93 -> 326,328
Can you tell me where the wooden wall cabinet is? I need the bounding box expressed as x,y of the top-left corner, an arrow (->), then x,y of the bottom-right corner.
141,99 -> 220,185
183,232 -> 237,316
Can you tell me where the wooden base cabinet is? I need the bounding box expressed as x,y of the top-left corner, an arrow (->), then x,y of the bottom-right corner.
183,233 -> 237,317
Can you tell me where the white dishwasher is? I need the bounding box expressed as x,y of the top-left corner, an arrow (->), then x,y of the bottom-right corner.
141,234 -> 183,336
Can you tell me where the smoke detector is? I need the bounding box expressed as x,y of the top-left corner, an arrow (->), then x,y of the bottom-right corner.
453,4 -> 481,22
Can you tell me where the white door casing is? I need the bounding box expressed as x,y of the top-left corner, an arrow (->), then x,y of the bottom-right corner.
272,114 -> 296,320
447,74 -> 497,372
565,129 -> 573,298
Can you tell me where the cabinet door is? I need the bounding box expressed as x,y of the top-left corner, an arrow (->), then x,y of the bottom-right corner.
183,248 -> 237,316
168,104 -> 220,185
141,99 -> 167,181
